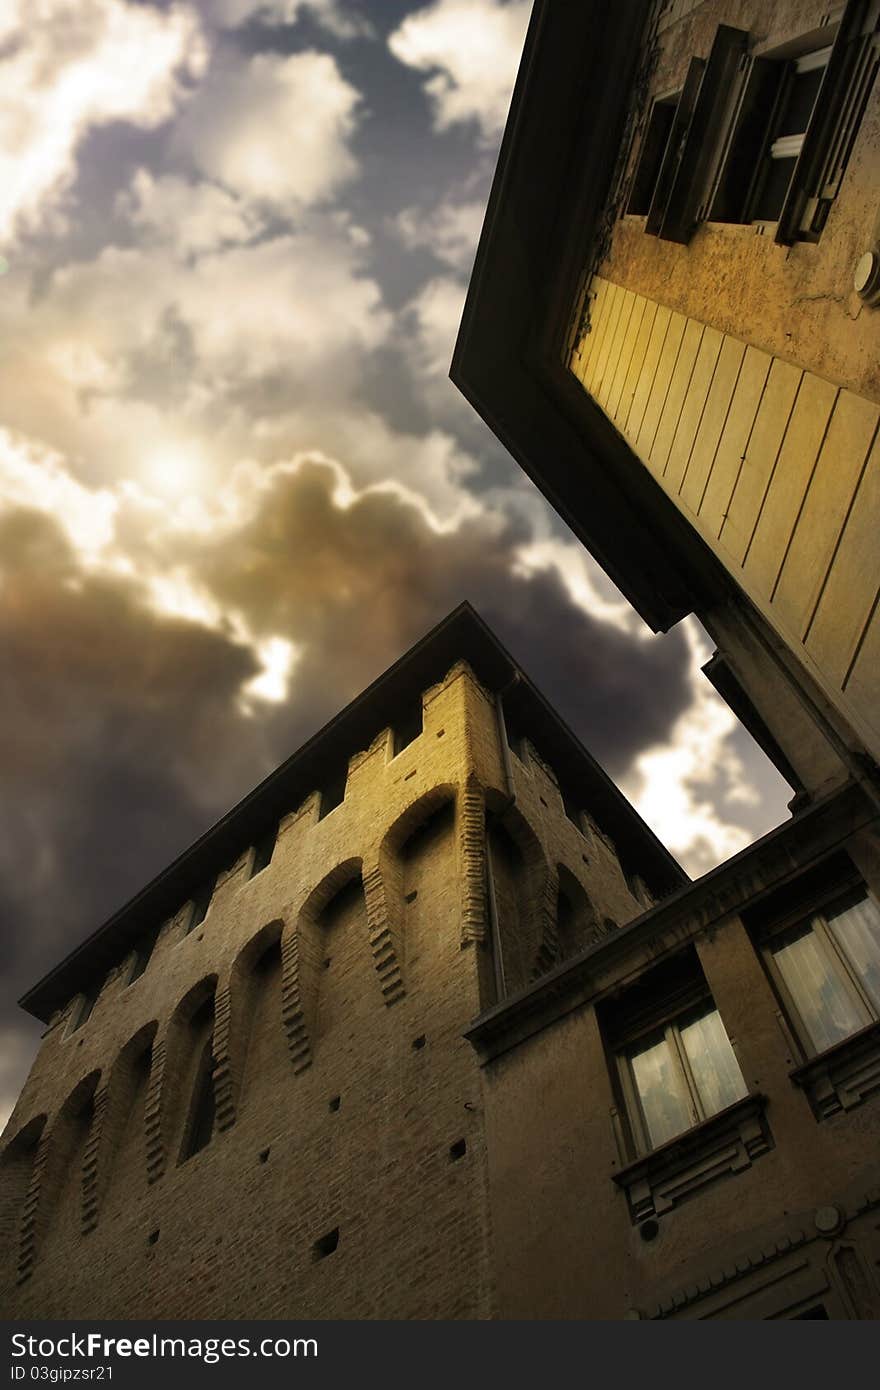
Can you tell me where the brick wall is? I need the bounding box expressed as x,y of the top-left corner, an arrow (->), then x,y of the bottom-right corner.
0,660 -> 648,1318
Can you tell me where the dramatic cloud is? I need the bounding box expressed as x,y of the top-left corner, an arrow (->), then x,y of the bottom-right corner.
389,0 -> 531,139
393,199 -> 486,273
0,0 -> 206,244
175,49 -> 361,211
0,0 -> 793,1139
0,223 -> 393,495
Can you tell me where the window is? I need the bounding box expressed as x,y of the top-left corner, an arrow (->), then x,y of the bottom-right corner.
250,823 -> 277,878
638,2 -> 879,244
128,926 -> 159,984
185,876 -> 215,934
619,1002 -> 748,1153
763,887 -> 880,1057
708,44 -> 832,227
392,702 -> 423,756
606,951 -> 768,1221
606,952 -> 748,1155
317,768 -> 347,820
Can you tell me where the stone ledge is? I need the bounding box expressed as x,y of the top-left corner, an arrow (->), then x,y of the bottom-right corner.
790,1019 -> 880,1121
611,1092 -> 771,1223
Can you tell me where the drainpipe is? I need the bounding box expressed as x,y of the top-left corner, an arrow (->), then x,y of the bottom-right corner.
494,673 -> 521,811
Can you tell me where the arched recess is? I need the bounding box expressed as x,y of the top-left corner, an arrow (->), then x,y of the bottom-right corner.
149,976 -> 217,1180
282,859 -> 362,1073
224,919 -> 285,1122
485,793 -> 550,996
0,1114 -> 46,1287
368,785 -> 457,1006
91,1022 -> 157,1227
552,864 -> 601,967
16,1071 -> 100,1281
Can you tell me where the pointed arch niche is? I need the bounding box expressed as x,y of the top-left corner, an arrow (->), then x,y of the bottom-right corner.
229,919 -> 285,1119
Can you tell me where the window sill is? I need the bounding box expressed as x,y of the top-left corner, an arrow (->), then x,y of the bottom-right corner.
790,1018 -> 880,1120
611,1093 -> 771,1224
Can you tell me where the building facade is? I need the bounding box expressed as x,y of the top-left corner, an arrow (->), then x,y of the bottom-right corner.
453,0 -> 880,814
3,607 -> 880,1320
447,0 -> 880,1318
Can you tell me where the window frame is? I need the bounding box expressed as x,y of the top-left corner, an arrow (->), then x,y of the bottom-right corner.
616,996 -> 747,1156
759,884 -> 880,1060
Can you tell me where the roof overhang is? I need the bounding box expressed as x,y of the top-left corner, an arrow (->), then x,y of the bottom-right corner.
451,0 -> 731,633
20,602 -> 686,1023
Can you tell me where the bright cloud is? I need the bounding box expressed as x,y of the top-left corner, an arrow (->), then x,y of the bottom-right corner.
406,275 -> 469,378
513,538 -> 644,636
388,0 -> 531,139
393,199 -> 486,272
176,49 -> 361,210
623,619 -> 759,876
118,170 -> 263,256
0,427 -> 117,559
0,0 -> 206,245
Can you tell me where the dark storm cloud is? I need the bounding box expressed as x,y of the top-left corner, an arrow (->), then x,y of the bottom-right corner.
0,508 -> 263,1059
0,465 -> 692,1117
179,458 -> 693,763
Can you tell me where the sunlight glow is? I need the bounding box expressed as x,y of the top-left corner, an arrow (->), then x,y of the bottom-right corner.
142,447 -> 206,499
243,636 -> 298,705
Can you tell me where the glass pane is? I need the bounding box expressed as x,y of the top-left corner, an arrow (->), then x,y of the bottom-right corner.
679,1008 -> 748,1118
628,1033 -> 693,1150
827,895 -> 880,1014
772,924 -> 866,1053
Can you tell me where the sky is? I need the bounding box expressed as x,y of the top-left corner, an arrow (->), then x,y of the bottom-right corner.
0,0 -> 793,1130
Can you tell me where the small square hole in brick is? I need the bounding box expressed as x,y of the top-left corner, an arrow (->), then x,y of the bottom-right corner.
404,890 -> 418,903
312,1228 -> 339,1261
329,1095 -> 341,1112
148,1229 -> 160,1246
259,1147 -> 271,1163
436,728 -> 445,738
412,1034 -> 427,1051
323,957 -> 332,970
449,1139 -> 467,1163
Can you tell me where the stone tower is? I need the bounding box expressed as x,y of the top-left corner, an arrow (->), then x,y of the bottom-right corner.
1,605 -> 677,1318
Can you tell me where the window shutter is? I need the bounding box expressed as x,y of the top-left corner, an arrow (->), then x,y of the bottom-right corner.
657,26 -> 749,243
645,57 -> 705,236
776,0 -> 880,244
